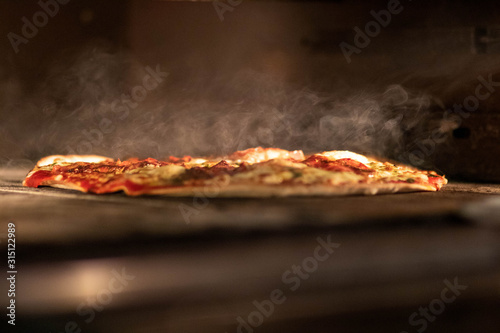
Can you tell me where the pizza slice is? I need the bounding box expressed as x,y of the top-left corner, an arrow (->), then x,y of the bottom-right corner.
23,147 -> 447,197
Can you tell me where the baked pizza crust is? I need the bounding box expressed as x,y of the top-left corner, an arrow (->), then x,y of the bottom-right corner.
38,180 -> 436,197
162,183 -> 435,197
149,183 -> 437,197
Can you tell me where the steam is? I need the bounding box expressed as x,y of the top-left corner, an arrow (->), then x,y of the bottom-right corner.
0,44 -> 433,167
139,70 -> 432,160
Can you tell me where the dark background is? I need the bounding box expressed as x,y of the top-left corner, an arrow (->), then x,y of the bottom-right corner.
1,0 -> 500,180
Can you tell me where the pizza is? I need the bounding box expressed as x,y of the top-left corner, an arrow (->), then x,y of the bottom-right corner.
22,147 -> 447,197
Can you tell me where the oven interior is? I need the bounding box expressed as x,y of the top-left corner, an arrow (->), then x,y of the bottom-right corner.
1,0 -> 500,332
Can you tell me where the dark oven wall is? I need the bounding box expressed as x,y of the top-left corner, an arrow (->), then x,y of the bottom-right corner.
1,0 -> 499,181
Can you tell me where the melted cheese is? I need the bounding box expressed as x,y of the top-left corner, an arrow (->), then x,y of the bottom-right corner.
155,165 -> 186,180
321,150 -> 371,164
294,168 -> 363,185
231,160 -> 301,184
367,162 -> 429,183
37,155 -> 112,167
230,159 -> 363,185
228,148 -> 305,164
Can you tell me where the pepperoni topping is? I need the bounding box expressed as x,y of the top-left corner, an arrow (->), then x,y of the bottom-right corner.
334,158 -> 374,172
168,155 -> 192,163
302,155 -> 374,174
185,160 -> 235,179
426,173 -> 447,190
